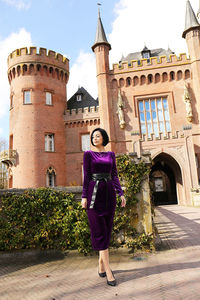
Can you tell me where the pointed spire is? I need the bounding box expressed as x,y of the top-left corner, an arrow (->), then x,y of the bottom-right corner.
182,0 -> 200,38
92,6 -> 111,52
142,44 -> 149,52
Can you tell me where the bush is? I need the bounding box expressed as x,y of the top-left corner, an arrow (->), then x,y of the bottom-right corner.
0,154 -> 153,255
0,188 -> 91,254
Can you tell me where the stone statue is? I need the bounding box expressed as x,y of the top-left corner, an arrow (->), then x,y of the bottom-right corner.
183,82 -> 193,123
116,89 -> 126,129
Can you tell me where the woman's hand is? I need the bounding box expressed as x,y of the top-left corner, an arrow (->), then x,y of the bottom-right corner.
121,195 -> 126,207
81,198 -> 87,209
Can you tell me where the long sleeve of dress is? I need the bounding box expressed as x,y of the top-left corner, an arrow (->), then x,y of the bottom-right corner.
82,151 -> 91,198
111,152 -> 124,197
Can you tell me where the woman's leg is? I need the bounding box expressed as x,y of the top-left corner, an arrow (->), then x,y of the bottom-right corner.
99,248 -> 115,281
98,251 -> 105,272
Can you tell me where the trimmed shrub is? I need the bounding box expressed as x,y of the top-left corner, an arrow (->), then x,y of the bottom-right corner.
0,154 -> 153,255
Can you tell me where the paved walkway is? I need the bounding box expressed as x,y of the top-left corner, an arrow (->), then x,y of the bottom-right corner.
1,205 -> 200,300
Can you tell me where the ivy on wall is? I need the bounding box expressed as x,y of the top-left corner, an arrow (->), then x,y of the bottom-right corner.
112,154 -> 154,251
0,155 -> 154,255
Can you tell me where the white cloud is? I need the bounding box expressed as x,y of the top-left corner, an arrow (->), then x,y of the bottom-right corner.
109,0 -> 199,64
0,28 -> 32,119
1,0 -> 31,10
67,51 -> 97,99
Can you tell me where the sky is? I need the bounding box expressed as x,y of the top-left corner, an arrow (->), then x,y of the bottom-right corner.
0,0 -> 199,142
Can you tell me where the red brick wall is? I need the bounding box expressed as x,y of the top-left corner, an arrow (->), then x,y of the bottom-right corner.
8,47 -> 69,188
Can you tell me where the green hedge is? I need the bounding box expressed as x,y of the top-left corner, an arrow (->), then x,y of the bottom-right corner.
0,188 -> 92,254
0,155 -> 154,255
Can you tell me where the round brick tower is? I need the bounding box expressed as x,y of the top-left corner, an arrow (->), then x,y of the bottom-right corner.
7,47 -> 69,188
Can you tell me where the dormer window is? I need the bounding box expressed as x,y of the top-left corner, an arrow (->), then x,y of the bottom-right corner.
141,45 -> 151,60
76,94 -> 82,101
143,52 -> 150,59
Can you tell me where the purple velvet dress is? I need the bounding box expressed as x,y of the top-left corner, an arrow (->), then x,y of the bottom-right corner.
82,150 -> 124,251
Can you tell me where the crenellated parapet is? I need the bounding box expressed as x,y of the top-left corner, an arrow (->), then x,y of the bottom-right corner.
64,106 -> 100,127
140,131 -> 185,142
7,47 -> 69,84
111,53 -> 190,74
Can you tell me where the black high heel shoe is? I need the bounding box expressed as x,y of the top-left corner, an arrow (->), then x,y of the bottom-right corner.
98,270 -> 106,278
106,270 -> 116,286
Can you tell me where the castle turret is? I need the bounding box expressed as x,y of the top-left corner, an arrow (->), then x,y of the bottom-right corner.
182,0 -> 200,59
92,9 -> 116,150
7,47 -> 69,188
182,0 -> 200,117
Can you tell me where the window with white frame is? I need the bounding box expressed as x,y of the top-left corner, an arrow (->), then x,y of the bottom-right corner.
81,134 -> 90,151
46,92 -> 52,105
76,94 -> 82,101
143,52 -> 150,59
45,134 -> 55,152
24,90 -> 31,104
46,167 -> 56,187
139,97 -> 171,137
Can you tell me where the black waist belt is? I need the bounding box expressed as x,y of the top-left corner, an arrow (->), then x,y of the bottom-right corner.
90,173 -> 112,209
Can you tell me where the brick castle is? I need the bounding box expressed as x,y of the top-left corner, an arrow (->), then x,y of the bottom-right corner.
1,0 -> 200,206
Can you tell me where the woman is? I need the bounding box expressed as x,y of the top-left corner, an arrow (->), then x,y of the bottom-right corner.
81,128 -> 126,286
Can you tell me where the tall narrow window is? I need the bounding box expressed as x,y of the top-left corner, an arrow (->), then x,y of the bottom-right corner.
45,134 -> 55,152
81,134 -> 90,151
46,167 -> 56,187
76,94 -> 82,101
24,90 -> 31,104
10,95 -> 13,108
46,92 -> 52,105
9,134 -> 13,150
138,97 -> 171,137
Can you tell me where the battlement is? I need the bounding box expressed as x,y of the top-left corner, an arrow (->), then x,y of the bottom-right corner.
7,47 -> 69,72
140,131 -> 185,142
112,53 -> 190,73
64,106 -> 99,123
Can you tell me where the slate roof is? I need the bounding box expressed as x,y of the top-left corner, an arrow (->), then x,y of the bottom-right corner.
119,47 -> 175,63
67,87 -> 98,110
92,10 -> 111,51
182,0 -> 200,38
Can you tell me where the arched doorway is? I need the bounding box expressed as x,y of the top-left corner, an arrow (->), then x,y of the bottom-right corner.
150,153 -> 183,205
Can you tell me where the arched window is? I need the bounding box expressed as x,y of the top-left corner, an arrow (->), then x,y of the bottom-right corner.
148,74 -> 153,84
43,65 -> 48,74
126,77 -> 131,86
140,75 -> 146,85
185,69 -> 190,79
133,76 -> 139,86
119,78 -> 125,87
29,64 -> 34,74
162,72 -> 168,82
17,65 -> 21,76
55,68 -> 59,79
12,68 -> 16,78
170,71 -> 175,81
22,64 -> 27,74
155,73 -> 160,83
111,79 -> 118,89
177,70 -> 183,80
46,167 -> 56,187
37,64 -> 41,72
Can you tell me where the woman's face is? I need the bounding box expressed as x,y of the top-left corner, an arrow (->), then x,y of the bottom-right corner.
92,130 -> 103,147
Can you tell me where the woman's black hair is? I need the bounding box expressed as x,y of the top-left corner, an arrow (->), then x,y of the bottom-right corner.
91,128 -> 109,147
